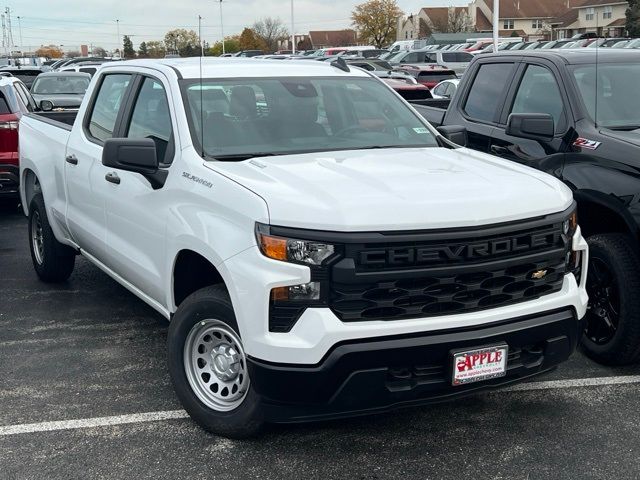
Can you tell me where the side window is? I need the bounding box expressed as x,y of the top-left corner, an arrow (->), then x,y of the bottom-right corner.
402,52 -> 419,63
14,83 -> 35,112
510,64 -> 566,133
87,74 -> 131,142
126,77 -> 174,165
456,53 -> 473,62
80,68 -> 97,76
442,53 -> 456,62
463,63 -> 515,123
425,53 -> 437,63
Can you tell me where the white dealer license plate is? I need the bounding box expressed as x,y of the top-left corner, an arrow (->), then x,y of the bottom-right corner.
452,345 -> 508,386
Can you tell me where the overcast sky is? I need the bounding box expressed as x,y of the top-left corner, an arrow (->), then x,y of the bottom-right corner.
11,0 -> 468,52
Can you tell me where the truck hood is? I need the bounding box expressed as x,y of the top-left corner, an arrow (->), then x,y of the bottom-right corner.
207,147 -> 573,231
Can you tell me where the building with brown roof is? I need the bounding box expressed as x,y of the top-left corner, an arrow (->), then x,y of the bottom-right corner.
308,30 -> 358,48
552,1 -> 629,39
398,7 -> 473,41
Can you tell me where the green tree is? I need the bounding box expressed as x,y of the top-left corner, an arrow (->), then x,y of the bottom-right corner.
210,37 -> 241,56
138,41 -> 149,58
123,35 -> 135,59
252,17 -> 288,52
627,0 -> 640,37
164,29 -> 200,57
239,28 -> 266,51
146,41 -> 166,58
352,0 -> 403,48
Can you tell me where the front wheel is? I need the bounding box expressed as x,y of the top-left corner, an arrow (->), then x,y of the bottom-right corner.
167,285 -> 263,438
28,193 -> 76,283
581,233 -> 640,365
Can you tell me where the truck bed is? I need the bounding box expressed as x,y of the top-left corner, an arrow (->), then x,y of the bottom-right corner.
409,99 -> 450,128
26,111 -> 78,130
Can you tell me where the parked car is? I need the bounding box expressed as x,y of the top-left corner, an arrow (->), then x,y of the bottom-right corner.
0,66 -> 43,89
381,77 -> 433,100
233,50 -> 264,57
389,50 -> 472,74
524,41 -> 549,49
541,40 -> 576,49
30,72 -> 91,109
0,76 -> 38,201
413,49 -> 640,365
52,56 -> 110,71
587,38 -> 629,48
19,57 -> 587,437
431,79 -> 460,99
341,49 -> 389,58
397,64 -> 458,88
59,62 -> 107,77
624,38 -> 640,48
346,59 -> 396,72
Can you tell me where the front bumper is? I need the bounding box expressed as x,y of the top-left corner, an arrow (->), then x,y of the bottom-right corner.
249,307 -> 583,423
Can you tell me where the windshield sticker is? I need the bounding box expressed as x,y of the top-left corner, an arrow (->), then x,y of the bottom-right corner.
182,172 -> 213,189
413,127 -> 429,134
573,138 -> 601,150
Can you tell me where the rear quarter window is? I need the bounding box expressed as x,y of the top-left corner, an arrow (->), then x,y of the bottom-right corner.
0,91 -> 12,113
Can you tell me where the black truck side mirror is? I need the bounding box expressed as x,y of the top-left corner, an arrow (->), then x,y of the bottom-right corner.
506,113 -> 554,142
437,125 -> 468,147
102,138 -> 167,189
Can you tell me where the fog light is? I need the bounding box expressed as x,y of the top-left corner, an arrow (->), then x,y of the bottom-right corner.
271,282 -> 321,301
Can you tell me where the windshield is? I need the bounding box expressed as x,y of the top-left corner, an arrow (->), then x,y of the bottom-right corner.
182,77 -> 438,160
32,76 -> 90,95
571,64 -> 640,129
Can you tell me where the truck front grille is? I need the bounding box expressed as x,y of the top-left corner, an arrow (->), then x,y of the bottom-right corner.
327,213 -> 570,322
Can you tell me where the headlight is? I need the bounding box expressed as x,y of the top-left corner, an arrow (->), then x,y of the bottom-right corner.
256,224 -> 335,266
563,210 -> 578,238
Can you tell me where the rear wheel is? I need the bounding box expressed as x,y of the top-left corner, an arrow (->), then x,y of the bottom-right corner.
167,285 -> 263,438
28,193 -> 76,283
581,234 -> 640,365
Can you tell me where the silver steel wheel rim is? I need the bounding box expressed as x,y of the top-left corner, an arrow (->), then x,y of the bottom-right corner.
184,319 -> 249,412
31,211 -> 44,265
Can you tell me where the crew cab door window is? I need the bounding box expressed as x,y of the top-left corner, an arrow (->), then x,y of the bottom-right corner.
510,64 -> 566,133
86,74 -> 132,142
463,63 -> 515,123
125,77 -> 174,165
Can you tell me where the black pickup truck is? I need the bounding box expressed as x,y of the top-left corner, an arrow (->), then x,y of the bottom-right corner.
414,49 -> 640,365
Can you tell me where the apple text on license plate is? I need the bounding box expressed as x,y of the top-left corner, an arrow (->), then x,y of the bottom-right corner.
452,345 -> 508,386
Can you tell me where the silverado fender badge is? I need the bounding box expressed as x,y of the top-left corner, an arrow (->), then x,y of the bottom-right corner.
573,138 -> 601,150
182,172 -> 213,189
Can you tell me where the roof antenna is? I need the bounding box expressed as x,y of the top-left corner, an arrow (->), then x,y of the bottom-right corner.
330,56 -> 350,72
594,13 -> 599,129
198,14 -> 205,158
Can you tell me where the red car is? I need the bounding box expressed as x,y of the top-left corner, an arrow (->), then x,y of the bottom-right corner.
381,77 -> 433,101
0,76 -> 37,202
395,65 -> 458,89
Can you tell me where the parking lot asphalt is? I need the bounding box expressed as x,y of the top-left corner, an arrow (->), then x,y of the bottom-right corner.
1,202 -> 640,480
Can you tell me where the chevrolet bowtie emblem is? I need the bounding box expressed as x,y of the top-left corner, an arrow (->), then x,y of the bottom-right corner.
531,269 -> 548,280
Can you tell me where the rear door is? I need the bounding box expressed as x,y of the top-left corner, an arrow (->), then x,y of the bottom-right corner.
64,72 -> 134,263
488,59 -> 571,174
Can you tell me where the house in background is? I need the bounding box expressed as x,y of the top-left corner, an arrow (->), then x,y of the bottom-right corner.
397,0 -> 628,41
552,1 -> 629,39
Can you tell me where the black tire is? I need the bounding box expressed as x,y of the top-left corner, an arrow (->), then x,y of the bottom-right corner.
581,233 -> 640,365
28,193 -> 76,283
167,285 -> 264,438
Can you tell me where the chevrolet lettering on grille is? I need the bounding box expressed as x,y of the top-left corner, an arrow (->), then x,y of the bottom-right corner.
358,231 -> 562,267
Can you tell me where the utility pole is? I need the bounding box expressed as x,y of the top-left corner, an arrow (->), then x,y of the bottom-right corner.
198,15 -> 204,56
492,0 -> 499,51
218,0 -> 225,55
291,0 -> 295,54
17,15 -> 22,53
116,19 -> 120,57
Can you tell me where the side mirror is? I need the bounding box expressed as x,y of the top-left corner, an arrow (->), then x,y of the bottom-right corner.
506,113 -> 554,141
437,125 -> 468,147
102,138 -> 167,189
40,100 -> 54,111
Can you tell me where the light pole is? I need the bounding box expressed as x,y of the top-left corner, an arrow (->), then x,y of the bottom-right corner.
116,19 -> 120,57
198,15 -> 204,56
492,0 -> 499,51
16,15 -> 22,52
217,0 -> 225,55
291,0 -> 295,54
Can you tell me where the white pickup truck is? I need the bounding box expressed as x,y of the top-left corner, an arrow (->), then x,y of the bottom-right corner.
20,58 -> 588,438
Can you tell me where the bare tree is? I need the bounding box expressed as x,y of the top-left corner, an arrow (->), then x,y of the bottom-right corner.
253,17 -> 289,53
430,8 -> 472,34
92,46 -> 107,57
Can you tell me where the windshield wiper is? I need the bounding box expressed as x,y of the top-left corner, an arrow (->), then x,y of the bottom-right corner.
605,125 -> 640,131
210,152 -> 282,161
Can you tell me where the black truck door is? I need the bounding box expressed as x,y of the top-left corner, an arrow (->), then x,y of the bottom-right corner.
446,60 -> 520,153
488,60 -> 571,176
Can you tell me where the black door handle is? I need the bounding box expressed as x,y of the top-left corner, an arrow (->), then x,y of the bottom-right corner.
65,154 -> 78,165
490,145 -> 510,156
105,172 -> 120,185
